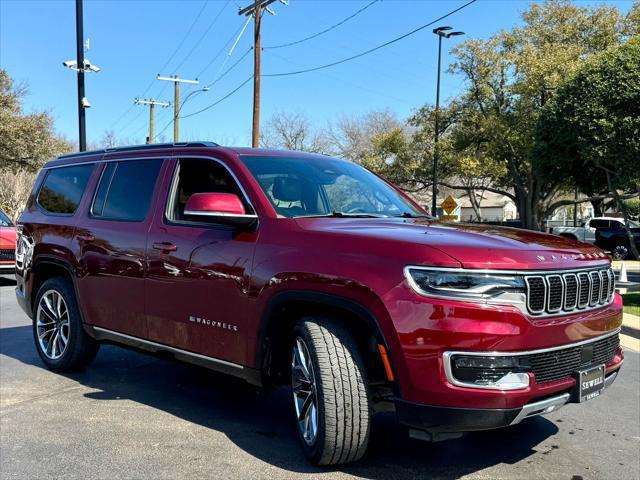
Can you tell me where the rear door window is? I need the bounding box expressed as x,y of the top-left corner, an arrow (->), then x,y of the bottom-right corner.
37,164 -> 94,214
91,159 -> 163,221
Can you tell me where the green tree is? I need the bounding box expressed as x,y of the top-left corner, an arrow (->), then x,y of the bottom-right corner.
536,37 -> 640,257
365,0 -> 636,229
0,69 -> 71,171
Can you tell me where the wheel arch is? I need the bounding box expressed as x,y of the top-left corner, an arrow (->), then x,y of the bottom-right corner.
255,290 -> 396,388
30,257 -> 78,315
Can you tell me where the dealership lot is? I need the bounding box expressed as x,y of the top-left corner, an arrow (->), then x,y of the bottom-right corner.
1,277 -> 639,480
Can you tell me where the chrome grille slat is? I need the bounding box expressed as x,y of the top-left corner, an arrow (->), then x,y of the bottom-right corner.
525,267 -> 614,316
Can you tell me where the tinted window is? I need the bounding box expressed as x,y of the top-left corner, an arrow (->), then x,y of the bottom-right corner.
167,158 -> 251,222
590,220 -> 610,230
37,164 -> 94,214
92,159 -> 162,221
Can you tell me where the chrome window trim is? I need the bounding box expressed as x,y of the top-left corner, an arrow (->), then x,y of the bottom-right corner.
562,273 -> 578,310
442,328 -> 621,391
545,274 -> 564,313
43,154 -> 258,219
165,155 -> 258,221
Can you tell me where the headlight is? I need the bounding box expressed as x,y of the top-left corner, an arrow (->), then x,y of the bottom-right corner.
405,267 -> 525,300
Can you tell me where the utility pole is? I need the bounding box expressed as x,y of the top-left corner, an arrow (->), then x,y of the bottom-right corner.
135,98 -> 171,144
431,26 -> 464,217
239,0 -> 286,148
157,75 -> 199,142
75,0 -> 86,151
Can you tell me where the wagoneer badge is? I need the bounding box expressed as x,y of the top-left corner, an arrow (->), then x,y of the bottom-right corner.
189,315 -> 239,332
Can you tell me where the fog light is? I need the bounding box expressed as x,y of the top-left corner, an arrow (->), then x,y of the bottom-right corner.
447,354 -> 530,390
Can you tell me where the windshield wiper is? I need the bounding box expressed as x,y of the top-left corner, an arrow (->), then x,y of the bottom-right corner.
394,212 -> 433,219
298,211 -> 389,218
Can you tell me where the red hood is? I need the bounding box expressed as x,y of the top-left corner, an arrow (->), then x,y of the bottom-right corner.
295,218 -> 609,270
0,226 -> 17,249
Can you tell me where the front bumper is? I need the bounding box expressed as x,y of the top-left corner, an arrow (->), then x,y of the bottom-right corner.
395,370 -> 619,440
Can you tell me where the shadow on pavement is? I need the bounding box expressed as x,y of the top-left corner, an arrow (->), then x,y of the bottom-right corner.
0,276 -> 16,287
0,324 -> 558,478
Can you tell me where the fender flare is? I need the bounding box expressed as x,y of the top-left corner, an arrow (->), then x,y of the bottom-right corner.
253,289 -> 391,369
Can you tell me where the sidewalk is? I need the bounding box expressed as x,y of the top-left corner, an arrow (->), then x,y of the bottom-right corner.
621,312 -> 640,351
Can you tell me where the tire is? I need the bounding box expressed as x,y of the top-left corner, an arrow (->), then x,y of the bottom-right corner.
32,277 -> 99,371
612,244 -> 630,261
290,316 -> 371,465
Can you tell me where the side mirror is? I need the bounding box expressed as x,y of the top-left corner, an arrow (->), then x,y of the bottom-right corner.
184,193 -> 257,226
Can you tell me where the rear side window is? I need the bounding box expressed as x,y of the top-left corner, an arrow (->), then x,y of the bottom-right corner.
37,164 -> 94,214
91,159 -> 163,221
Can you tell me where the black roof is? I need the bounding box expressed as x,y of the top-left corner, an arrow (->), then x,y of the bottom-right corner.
57,141 -> 219,160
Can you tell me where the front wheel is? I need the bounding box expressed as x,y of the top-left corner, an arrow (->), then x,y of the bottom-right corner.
291,316 -> 371,465
612,244 -> 630,261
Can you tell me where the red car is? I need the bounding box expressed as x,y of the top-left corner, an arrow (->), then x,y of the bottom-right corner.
0,209 -> 16,274
15,143 -> 623,465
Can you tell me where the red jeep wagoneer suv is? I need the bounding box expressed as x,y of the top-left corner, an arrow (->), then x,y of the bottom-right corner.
15,142 -> 623,465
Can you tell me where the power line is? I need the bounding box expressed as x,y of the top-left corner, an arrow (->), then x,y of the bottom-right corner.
171,0 -> 232,75
263,0 -> 380,50
205,46 -> 253,88
110,0 -> 209,130
263,0 -> 477,77
181,75 -> 253,120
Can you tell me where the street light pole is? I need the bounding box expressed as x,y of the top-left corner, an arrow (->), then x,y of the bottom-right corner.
157,75 -> 199,142
75,0 -> 86,151
431,26 -> 464,217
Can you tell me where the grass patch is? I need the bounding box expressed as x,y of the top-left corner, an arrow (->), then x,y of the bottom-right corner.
622,292 -> 640,316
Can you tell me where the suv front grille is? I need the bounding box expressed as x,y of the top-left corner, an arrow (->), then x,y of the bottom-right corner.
0,249 -> 15,262
525,267 -> 614,316
525,333 -> 619,384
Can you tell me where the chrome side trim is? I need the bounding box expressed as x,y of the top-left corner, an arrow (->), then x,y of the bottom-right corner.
92,326 -> 244,370
510,393 -> 570,425
183,210 -> 258,219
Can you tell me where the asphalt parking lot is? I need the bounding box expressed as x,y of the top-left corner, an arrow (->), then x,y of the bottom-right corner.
1,276 -> 639,480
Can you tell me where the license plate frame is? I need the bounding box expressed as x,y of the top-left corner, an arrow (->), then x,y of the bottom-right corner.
576,364 -> 605,402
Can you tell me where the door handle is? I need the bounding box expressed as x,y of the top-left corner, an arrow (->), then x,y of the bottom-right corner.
153,242 -> 177,252
77,234 -> 95,242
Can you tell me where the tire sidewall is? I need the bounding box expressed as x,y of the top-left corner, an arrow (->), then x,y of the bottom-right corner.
291,323 -> 328,463
33,277 -> 83,370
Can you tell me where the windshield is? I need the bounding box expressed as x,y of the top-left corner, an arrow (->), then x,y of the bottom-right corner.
240,155 -> 426,218
0,210 -> 13,227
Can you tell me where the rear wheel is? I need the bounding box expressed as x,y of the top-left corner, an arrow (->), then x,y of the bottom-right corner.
291,316 -> 371,465
33,277 -> 99,371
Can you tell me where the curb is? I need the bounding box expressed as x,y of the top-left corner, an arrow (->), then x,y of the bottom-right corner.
622,313 -> 640,340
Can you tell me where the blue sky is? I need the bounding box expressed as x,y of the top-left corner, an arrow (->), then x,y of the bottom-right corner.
0,0 -> 634,147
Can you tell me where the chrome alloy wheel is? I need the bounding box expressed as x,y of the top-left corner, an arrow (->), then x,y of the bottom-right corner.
612,245 -> 629,261
291,337 -> 318,446
36,290 -> 70,360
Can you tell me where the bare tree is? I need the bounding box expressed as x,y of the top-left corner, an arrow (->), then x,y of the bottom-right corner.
0,168 -> 37,220
261,111 -> 331,154
327,109 -> 402,163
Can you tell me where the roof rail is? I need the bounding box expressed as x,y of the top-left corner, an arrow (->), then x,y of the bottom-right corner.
57,141 -> 219,160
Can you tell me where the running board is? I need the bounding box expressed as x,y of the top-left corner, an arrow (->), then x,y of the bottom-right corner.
89,326 -> 262,386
